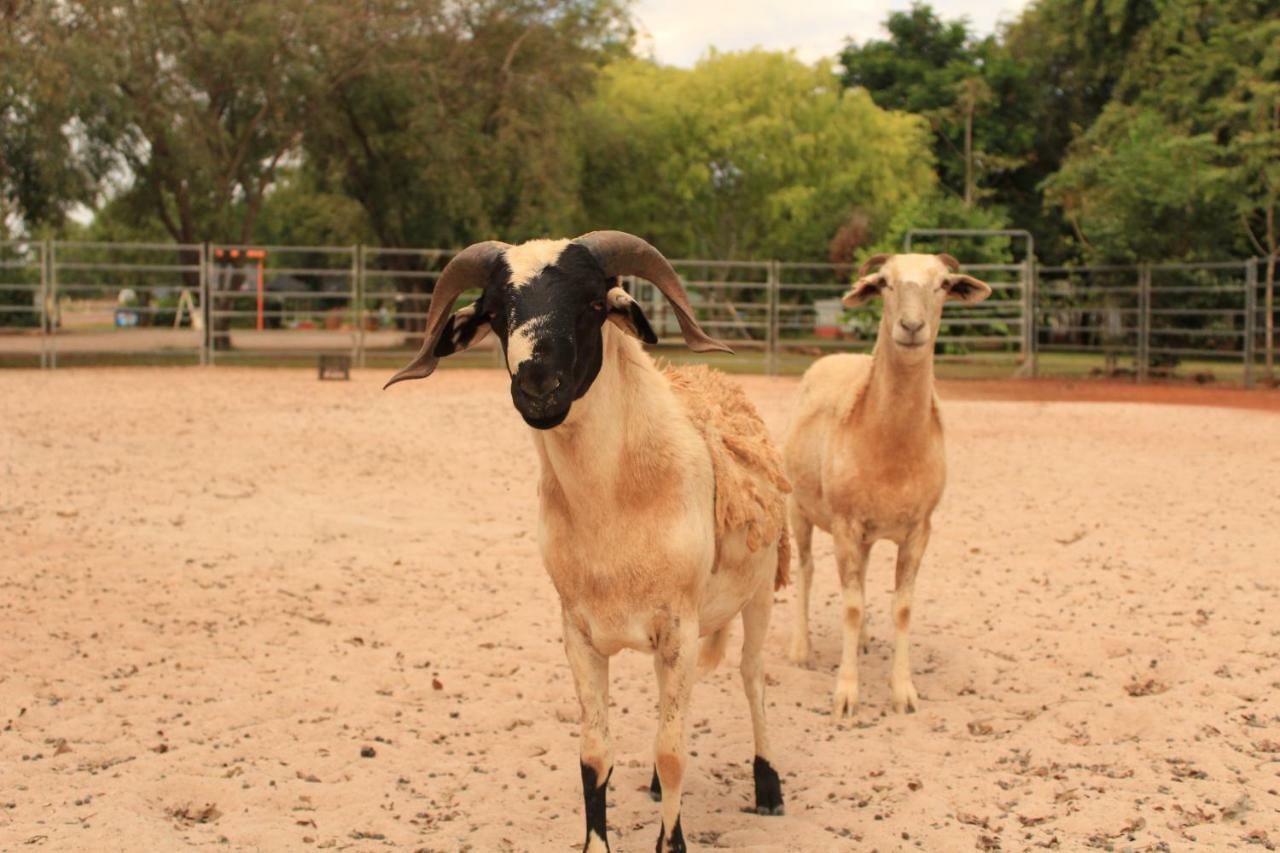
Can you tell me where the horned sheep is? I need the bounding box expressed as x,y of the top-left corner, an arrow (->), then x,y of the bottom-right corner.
386,231 -> 790,852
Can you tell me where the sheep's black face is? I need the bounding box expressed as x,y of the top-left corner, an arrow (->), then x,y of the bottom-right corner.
387,231 -> 718,409
449,240 -> 655,430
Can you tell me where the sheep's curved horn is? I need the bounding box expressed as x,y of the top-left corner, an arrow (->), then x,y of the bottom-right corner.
858,253 -> 892,277
938,253 -> 961,272
384,241 -> 509,389
575,230 -> 732,354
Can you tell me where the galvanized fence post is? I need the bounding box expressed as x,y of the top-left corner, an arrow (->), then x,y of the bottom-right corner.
1019,258 -> 1036,378
1267,253 -> 1277,386
48,240 -> 58,369
38,239 -> 50,369
1028,258 -> 1039,378
197,242 -> 209,366
351,244 -> 362,368
206,243 -> 217,366
1243,258 -> 1257,388
1136,263 -> 1150,383
766,260 -> 780,376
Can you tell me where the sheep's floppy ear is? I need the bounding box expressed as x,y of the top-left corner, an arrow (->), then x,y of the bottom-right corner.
944,273 -> 992,304
385,240 -> 508,388
842,253 -> 890,307
431,299 -> 492,357
605,283 -> 658,344
842,273 -> 885,308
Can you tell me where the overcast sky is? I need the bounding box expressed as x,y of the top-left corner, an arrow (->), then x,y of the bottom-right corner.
632,0 -> 1033,67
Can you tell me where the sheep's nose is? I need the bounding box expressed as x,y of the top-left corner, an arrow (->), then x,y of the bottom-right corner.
899,318 -> 925,334
518,367 -> 561,399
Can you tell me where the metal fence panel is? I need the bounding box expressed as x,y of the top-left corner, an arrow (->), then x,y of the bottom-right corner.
39,241 -> 205,367
2,240 -> 1274,386
207,244 -> 359,365
0,240 -> 47,368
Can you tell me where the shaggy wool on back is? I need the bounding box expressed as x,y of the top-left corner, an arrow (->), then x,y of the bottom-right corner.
664,363 -> 792,589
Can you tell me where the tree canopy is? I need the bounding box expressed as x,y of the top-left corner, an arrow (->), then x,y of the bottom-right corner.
1,0 -> 1276,269
578,51 -> 937,261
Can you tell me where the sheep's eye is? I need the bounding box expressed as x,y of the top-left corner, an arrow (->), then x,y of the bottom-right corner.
590,299 -> 606,312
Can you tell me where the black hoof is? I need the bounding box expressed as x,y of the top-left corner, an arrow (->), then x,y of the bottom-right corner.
752,755 -> 784,817
649,767 -> 662,802
655,815 -> 685,852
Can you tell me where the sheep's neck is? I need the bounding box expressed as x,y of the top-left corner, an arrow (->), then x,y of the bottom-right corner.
532,326 -> 670,515
851,337 -> 937,442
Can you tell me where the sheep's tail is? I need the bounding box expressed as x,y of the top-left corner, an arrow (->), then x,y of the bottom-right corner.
774,523 -> 791,590
697,627 -> 731,677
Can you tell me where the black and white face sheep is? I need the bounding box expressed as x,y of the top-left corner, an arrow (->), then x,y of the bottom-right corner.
387,231 -> 791,853
385,232 -> 728,427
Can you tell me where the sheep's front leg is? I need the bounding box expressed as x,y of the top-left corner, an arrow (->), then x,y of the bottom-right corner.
832,519 -> 871,718
653,614 -> 698,852
563,614 -> 613,853
787,497 -> 816,664
891,521 -> 930,713
741,583 -> 784,815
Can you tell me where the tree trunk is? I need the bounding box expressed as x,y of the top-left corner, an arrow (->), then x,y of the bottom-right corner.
964,101 -> 974,209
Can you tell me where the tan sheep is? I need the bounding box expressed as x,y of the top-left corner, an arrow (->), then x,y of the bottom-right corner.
386,232 -> 789,852
782,253 -> 991,717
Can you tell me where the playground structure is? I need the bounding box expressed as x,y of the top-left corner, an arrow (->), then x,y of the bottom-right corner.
212,248 -> 267,331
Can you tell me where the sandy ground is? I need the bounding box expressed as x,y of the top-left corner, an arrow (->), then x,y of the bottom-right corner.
1,367 -> 1278,852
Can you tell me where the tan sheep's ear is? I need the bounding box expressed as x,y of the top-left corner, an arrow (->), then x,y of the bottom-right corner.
605,284 -> 658,344
944,274 -> 992,304
841,273 -> 885,308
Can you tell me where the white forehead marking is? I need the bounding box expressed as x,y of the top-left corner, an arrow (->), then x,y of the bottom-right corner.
506,317 -> 545,373
505,239 -> 571,289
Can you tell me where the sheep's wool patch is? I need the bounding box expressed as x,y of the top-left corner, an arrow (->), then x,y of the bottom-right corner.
665,364 -> 792,589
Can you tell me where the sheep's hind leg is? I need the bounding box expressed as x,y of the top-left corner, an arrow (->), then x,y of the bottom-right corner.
741,582 -> 784,815
563,614 -> 613,853
787,498 -> 815,664
653,615 -> 698,852
891,521 -> 930,714
832,520 -> 871,718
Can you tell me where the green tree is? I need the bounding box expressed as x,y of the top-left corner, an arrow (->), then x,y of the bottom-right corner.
0,4 -> 104,232
839,6 -> 1030,218
1045,108 -> 1230,261
578,51 -> 937,261
30,0 -> 387,246
299,0 -> 631,251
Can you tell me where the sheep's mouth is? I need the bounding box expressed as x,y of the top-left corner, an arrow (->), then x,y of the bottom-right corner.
894,338 -> 927,349
521,407 -> 570,430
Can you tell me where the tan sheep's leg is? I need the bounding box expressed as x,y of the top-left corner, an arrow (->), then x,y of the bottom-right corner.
787,497 -> 816,664
891,521 -> 930,714
653,615 -> 698,852
741,582 -> 785,815
832,520 -> 871,717
563,613 -> 613,853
